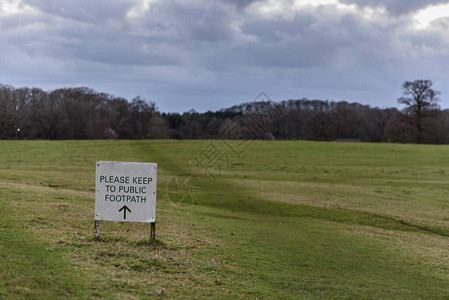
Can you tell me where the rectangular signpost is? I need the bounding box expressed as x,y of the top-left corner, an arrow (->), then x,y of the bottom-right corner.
94,161 -> 157,239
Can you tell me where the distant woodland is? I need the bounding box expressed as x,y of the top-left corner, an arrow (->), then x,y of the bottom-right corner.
1,82 -> 448,143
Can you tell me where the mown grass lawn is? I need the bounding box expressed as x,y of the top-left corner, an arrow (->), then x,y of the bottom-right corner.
1,140 -> 449,298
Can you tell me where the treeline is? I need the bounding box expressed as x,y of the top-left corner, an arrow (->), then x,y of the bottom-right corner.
1,84 -> 448,143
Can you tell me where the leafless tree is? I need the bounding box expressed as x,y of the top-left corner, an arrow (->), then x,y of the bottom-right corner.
398,80 -> 440,143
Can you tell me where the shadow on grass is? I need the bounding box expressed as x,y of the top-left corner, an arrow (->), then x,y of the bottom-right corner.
92,236 -> 128,243
135,238 -> 167,248
198,195 -> 449,238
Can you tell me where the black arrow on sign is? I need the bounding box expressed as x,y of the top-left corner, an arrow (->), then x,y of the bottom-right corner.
119,205 -> 131,220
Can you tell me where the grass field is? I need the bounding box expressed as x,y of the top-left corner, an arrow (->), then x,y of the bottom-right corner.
1,140 -> 449,298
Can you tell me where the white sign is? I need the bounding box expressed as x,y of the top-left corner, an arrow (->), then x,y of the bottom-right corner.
95,161 -> 157,223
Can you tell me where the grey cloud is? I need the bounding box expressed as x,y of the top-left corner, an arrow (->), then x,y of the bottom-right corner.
138,1 -> 239,45
3,1 -> 187,66
11,0 -> 398,71
234,6 -> 400,69
23,0 -> 134,25
2,0 -> 449,112
340,0 -> 449,15
223,0 -> 259,9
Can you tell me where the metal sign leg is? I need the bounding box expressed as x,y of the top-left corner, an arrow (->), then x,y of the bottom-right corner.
150,222 -> 156,240
94,220 -> 100,238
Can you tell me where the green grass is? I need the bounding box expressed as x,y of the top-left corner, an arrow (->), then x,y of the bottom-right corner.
1,140 -> 449,298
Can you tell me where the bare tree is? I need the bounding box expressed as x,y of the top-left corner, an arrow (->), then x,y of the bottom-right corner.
147,114 -> 170,139
0,85 -> 16,138
398,80 -> 440,143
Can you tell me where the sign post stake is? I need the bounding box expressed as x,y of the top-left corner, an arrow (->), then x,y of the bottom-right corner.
150,222 -> 156,240
94,220 -> 100,238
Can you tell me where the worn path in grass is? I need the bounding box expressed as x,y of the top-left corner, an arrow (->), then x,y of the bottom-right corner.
1,140 -> 449,298
133,140 -> 449,298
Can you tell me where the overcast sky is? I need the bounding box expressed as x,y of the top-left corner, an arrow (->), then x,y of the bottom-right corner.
1,0 -> 449,112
